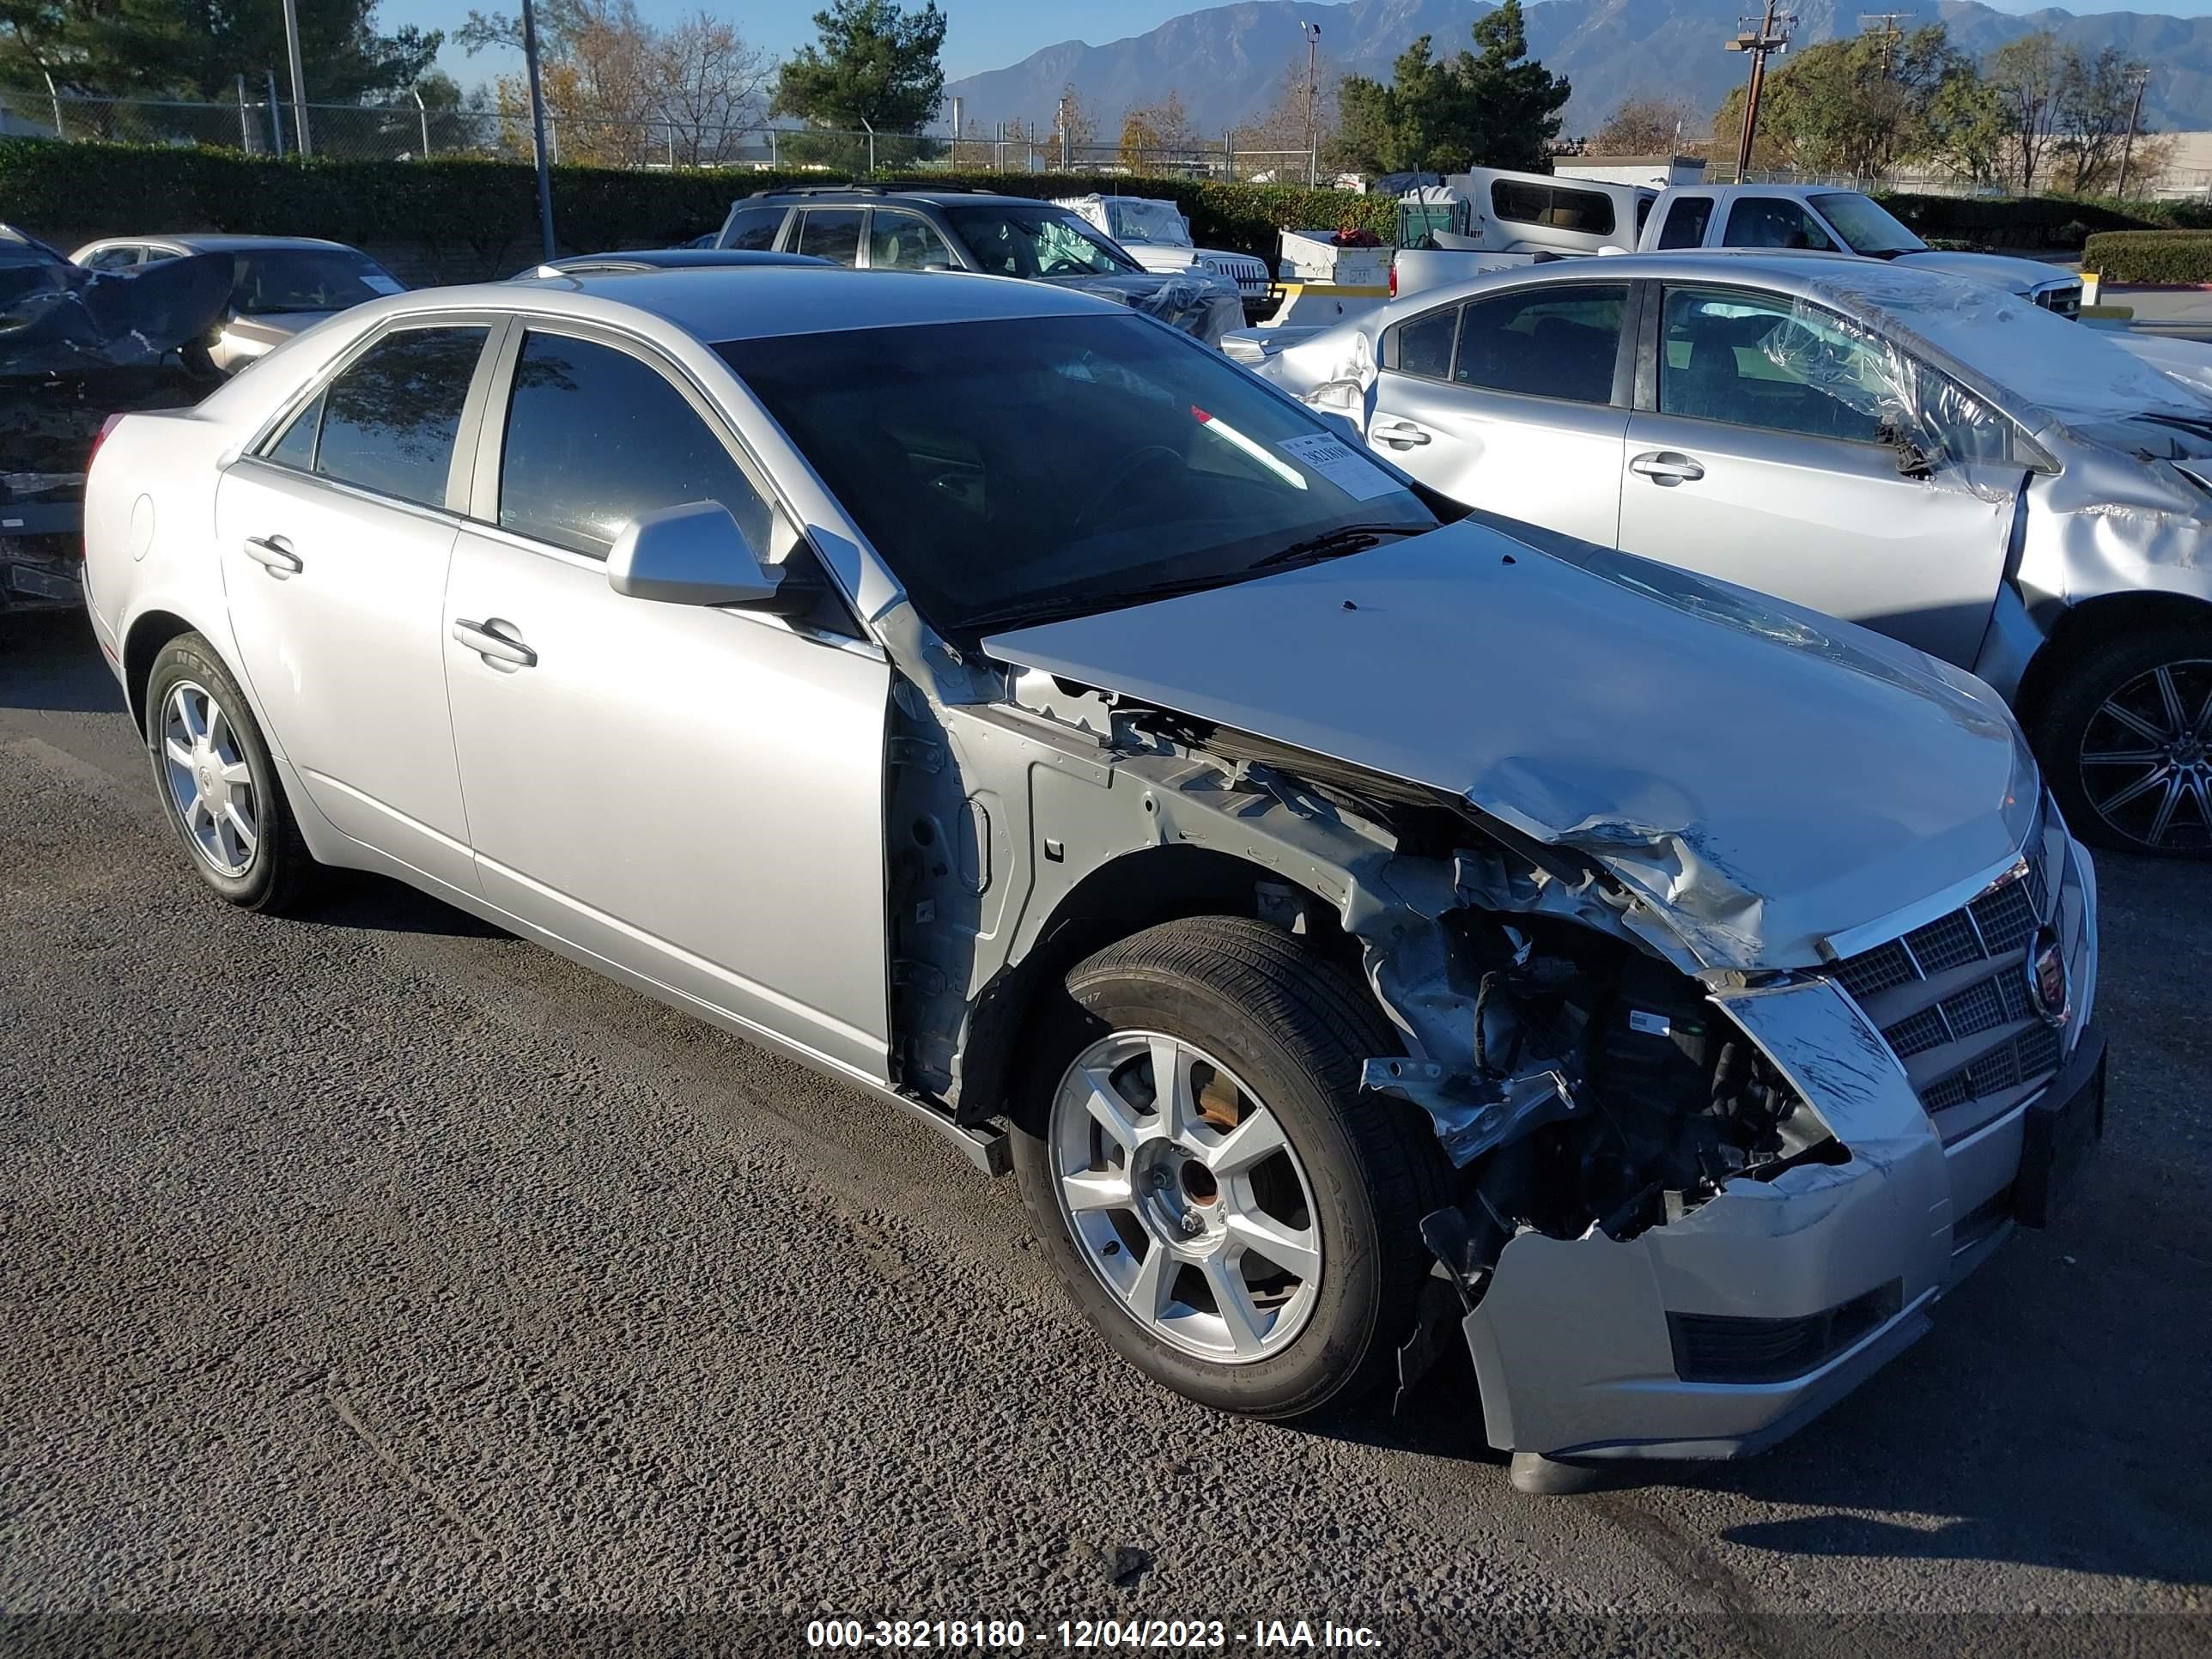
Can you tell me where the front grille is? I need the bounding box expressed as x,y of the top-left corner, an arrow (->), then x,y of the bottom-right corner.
1826,828 -> 2067,1127
1670,1281 -> 1903,1383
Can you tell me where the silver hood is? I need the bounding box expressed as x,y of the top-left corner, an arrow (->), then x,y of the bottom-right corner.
1893,248 -> 2072,297
986,517 -> 2040,970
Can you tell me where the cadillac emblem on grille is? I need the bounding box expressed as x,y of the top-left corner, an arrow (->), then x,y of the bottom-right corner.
2026,923 -> 2071,1028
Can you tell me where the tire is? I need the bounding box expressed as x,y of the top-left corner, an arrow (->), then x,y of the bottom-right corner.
2032,625 -> 2212,858
143,632 -> 321,913
1011,915 -> 1450,1420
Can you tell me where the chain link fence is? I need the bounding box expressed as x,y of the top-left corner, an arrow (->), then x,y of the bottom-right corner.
1,88 -> 1336,183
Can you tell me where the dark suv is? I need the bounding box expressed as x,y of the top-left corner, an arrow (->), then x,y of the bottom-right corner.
711,186 -> 1243,344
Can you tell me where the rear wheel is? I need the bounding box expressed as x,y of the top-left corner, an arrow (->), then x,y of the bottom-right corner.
2036,627 -> 2212,857
144,633 -> 321,912
1012,915 -> 1449,1420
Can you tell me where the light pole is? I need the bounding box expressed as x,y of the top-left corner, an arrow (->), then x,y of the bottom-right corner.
520,0 -> 556,260
2117,66 -> 2151,198
281,0 -> 311,155
1300,20 -> 1322,186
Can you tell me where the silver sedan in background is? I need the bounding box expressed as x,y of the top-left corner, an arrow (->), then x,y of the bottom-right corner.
1243,253 -> 2212,856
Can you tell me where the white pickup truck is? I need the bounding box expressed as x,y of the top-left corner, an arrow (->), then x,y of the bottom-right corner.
1391,173 -> 2081,316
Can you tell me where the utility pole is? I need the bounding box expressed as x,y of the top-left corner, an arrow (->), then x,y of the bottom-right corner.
1301,20 -> 1322,186
1724,0 -> 1795,182
281,0 -> 311,155
1858,11 -> 1911,77
520,0 -> 556,260
1057,91 -> 1071,169
2117,65 -> 2151,198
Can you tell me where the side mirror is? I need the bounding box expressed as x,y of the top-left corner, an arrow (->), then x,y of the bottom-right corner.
606,501 -> 784,607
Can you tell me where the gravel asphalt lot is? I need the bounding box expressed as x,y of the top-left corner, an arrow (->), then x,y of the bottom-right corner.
3,610 -> 2208,1657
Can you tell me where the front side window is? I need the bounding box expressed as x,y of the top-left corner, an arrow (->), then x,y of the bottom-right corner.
794,209 -> 863,265
1656,196 -> 1714,251
1658,288 -> 1891,443
297,325 -> 487,507
945,205 -> 1139,278
1488,179 -> 1616,238
1721,198 -> 1838,252
720,204 -> 787,252
497,331 -> 774,559
718,313 -> 1437,639
866,211 -> 954,270
1452,283 -> 1626,404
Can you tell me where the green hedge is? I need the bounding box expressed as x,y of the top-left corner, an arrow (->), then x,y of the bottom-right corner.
0,138 -> 1394,270
2080,229 -> 2212,285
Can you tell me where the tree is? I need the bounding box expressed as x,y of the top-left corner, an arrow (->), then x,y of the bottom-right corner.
1593,96 -> 1695,155
770,0 -> 946,135
1231,55 -> 1338,163
1707,25 -> 1998,182
2,0 -> 438,103
1119,89 -> 1198,167
655,9 -> 773,164
2054,46 -> 2144,195
1330,3 -> 1568,176
1987,32 -> 2066,191
1049,82 -> 1096,163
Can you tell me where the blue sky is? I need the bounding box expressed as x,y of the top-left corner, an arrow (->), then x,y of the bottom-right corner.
402,0 -> 2212,94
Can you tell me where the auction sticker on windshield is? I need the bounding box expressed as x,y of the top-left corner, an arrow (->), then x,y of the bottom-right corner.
1275,432 -> 1403,501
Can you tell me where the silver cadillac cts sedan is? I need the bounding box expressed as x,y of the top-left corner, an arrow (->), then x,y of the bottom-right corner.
82,267 -> 2105,1492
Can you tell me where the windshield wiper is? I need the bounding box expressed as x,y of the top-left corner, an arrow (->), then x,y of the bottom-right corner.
1247,522 -> 1425,570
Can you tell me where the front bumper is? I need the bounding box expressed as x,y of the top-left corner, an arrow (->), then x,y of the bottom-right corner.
1462,974 -> 2106,1463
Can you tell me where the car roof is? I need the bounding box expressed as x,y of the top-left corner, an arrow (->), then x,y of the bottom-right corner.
89,234 -> 362,253
424,264 -> 1120,343
531,248 -> 829,276
740,187 -> 1051,210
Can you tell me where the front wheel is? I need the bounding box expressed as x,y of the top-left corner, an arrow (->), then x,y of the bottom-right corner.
1012,915 -> 1449,1420
2035,627 -> 2212,857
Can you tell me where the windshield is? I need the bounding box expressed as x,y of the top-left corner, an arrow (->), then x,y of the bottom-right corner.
718,313 -> 1437,638
1809,193 -> 1928,257
1105,200 -> 1192,247
229,248 -> 403,315
945,206 -> 1140,278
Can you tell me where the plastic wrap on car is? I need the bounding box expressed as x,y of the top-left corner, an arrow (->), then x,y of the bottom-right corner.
1,234 -> 234,376
1121,274 -> 1244,346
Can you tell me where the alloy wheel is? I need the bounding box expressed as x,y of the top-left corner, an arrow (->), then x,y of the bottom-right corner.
1048,1030 -> 1322,1364
2079,658 -> 2212,853
160,680 -> 259,878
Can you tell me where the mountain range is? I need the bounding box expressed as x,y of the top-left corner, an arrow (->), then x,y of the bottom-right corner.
942,0 -> 2212,140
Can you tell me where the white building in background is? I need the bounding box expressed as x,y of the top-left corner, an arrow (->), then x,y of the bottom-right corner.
1553,155 -> 1708,189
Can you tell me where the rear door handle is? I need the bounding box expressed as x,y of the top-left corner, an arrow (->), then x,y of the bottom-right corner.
1629,450 -> 1705,485
452,617 -> 538,669
1372,420 -> 1431,449
243,534 -> 302,575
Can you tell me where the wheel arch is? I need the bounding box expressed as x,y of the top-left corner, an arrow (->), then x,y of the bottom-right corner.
2014,589 -> 2212,738
952,843 -> 1365,1127
121,608 -> 203,735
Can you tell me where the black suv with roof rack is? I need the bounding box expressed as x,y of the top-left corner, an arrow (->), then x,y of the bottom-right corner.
709,187 -> 1243,345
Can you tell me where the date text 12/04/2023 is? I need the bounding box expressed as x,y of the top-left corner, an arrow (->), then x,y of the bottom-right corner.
804,1619 -> 1385,1650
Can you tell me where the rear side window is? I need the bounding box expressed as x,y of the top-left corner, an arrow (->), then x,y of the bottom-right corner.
264,391 -> 325,469
303,325 -> 487,507
1656,197 -> 1714,250
1452,284 -> 1626,404
720,204 -> 786,252
1489,179 -> 1615,238
867,210 -> 954,270
1722,198 -> 1838,252
794,209 -> 864,265
1391,307 -> 1459,380
497,331 -> 775,558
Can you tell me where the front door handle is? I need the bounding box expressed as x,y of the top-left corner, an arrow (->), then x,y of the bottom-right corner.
1372,420 -> 1431,449
243,534 -> 302,576
1629,450 -> 1705,485
452,617 -> 538,670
